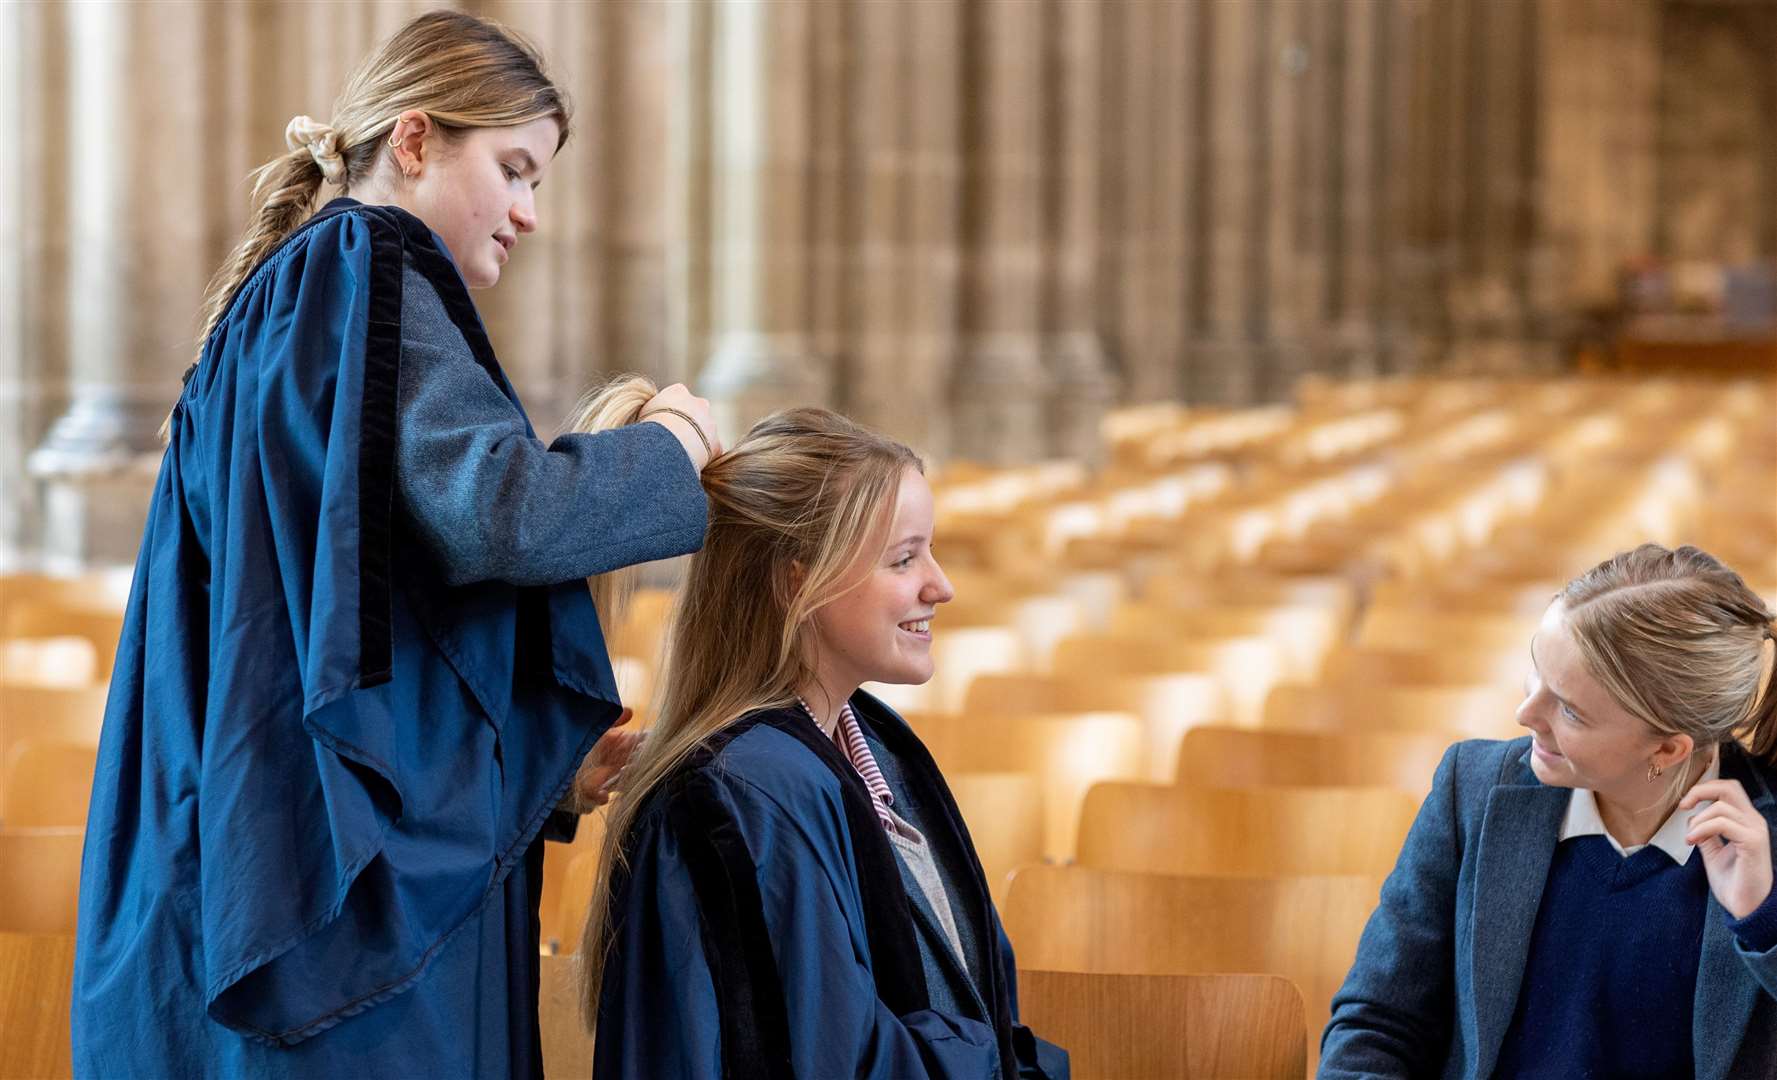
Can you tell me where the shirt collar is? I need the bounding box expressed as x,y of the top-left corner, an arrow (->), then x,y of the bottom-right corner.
1559,751 -> 1720,863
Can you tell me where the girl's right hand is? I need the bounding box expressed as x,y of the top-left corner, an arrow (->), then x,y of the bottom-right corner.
640,384 -> 722,473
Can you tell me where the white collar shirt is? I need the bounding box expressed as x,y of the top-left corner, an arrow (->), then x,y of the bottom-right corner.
1558,752 -> 1721,863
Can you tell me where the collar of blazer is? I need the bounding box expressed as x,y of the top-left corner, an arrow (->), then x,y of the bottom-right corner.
1470,737 -> 1776,1080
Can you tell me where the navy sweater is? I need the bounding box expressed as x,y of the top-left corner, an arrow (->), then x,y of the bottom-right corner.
1494,836 -> 1777,1078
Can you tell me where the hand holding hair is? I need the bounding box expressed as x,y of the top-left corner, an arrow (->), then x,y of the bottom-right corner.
640,384 -> 722,472
1682,777 -> 1775,919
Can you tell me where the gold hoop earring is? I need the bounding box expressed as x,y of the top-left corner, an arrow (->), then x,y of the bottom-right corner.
387,131 -> 401,149
1647,761 -> 1663,782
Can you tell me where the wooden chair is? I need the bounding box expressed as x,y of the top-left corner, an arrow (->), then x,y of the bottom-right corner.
1179,725 -> 1455,800
1319,643 -> 1531,691
927,626 -> 1025,712
0,932 -> 75,1080
1075,783 -> 1417,879
0,828 -> 84,933
963,671 -> 1223,783
539,952 -> 594,1077
1355,608 -> 1535,654
944,771 -> 1044,906
1004,866 -> 1378,1075
1109,602 -> 1339,682
1262,682 -> 1525,741
540,812 -> 606,955
606,588 -> 675,662
1051,633 -> 1288,727
916,711 -> 1146,860
1016,970 -> 1306,1079
0,570 -> 132,622
0,684 -> 109,761
1,607 -> 124,681
1,741 -> 99,827
0,637 -> 97,689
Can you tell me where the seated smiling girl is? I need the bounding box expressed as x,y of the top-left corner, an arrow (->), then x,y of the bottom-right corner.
573,388 -> 1068,1079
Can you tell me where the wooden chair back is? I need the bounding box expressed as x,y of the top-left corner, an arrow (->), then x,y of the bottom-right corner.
0,608 -> 124,681
1015,970 -> 1306,1079
963,671 -> 1223,783
1004,864 -> 1378,1067
1051,633 -> 1286,726
1320,644 -> 1531,690
1179,725 -> 1454,800
0,932 -> 75,1079
917,711 -> 1146,859
1076,783 -> 1417,878
539,812 -> 606,955
1262,682 -> 1524,740
0,638 -> 97,690
1355,608 -> 1535,653
944,771 -> 1044,906
2,741 -> 99,827
539,953 -> 594,1077
0,828 -> 84,933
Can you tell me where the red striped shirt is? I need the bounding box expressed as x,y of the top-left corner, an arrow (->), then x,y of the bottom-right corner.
798,698 -> 898,833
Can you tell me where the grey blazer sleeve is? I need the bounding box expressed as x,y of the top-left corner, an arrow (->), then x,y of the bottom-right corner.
1319,742 -> 1465,1079
394,266 -> 707,587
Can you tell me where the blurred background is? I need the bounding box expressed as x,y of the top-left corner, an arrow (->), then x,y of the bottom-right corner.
4,4 -> 1777,1076
2,0 -> 1774,568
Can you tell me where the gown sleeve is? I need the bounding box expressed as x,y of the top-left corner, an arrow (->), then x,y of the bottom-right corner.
592,767 -> 1006,1079
394,262 -> 706,588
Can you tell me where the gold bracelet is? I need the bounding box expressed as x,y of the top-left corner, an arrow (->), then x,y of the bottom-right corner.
641,406 -> 712,460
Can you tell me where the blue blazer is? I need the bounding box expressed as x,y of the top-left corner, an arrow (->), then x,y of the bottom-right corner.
1320,736 -> 1777,1080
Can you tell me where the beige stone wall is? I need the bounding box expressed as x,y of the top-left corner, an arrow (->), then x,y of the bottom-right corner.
4,0 -> 1774,566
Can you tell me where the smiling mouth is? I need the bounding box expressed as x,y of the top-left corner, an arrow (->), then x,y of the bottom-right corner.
1533,741 -> 1563,760
898,619 -> 930,634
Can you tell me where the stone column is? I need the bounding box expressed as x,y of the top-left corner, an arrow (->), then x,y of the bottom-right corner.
1043,0 -> 1116,464
951,0 -> 1049,465
1258,0 -> 1314,400
28,0 -> 212,568
899,0 -> 965,458
1334,0 -> 1385,378
837,0 -> 946,452
697,0 -> 830,441
1185,0 -> 1268,405
0,0 -> 51,564
1539,0 -> 1660,320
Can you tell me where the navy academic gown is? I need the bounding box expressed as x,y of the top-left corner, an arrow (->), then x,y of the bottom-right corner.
71,200 -> 706,1078
593,695 -> 1069,1079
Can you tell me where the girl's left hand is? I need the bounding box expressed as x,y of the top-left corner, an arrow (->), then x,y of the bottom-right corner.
1683,778 -> 1775,920
573,708 -> 643,810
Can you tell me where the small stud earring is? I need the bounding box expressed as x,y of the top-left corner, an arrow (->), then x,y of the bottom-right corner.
1647,761 -> 1663,782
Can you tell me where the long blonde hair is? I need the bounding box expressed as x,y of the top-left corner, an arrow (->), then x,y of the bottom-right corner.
166,9 -> 570,439
562,376 -> 923,1028
1561,544 -> 1777,784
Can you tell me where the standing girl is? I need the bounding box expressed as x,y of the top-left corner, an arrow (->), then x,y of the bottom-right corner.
72,12 -> 716,1076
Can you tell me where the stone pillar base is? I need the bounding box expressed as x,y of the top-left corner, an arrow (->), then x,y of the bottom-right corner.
1046,332 -> 1118,467
28,391 -> 167,569
1185,339 -> 1269,407
30,459 -> 159,570
699,332 -> 831,445
951,335 -> 1051,465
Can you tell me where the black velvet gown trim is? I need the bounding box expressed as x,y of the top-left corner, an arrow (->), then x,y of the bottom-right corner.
849,694 -> 1021,1079
664,774 -> 796,1079
670,708 -> 933,1019
199,196 -> 523,691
